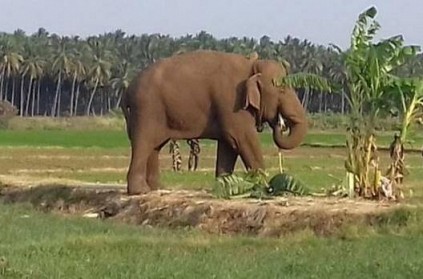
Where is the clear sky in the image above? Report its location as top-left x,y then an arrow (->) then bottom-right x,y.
0,0 -> 421,49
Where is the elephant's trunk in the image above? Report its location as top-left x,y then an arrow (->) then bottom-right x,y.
272,121 -> 307,149
271,103 -> 308,150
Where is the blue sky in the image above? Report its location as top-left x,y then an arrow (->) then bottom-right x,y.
0,0 -> 421,49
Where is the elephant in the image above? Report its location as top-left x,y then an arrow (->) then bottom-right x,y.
121,50 -> 308,195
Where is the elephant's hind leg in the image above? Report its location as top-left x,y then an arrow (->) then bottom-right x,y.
127,142 -> 153,195
146,148 -> 164,190
126,124 -> 161,195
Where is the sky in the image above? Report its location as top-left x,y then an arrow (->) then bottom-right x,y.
0,0 -> 421,49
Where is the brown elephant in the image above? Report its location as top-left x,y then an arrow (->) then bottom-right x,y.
121,50 -> 307,195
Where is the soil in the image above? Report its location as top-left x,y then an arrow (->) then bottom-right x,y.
0,184 -> 411,237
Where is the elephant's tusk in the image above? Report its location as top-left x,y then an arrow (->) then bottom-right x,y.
278,114 -> 287,132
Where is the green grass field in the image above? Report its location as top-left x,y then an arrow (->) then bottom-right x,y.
1,118 -> 423,278
1,129 -> 423,149
1,203 -> 423,278
1,129 -> 422,198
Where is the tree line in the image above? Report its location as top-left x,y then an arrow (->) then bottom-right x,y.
1,28 -> 422,117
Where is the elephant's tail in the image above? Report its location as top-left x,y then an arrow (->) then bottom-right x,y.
120,88 -> 132,140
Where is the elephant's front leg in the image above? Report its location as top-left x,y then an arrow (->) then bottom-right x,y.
215,140 -> 238,177
233,128 -> 265,172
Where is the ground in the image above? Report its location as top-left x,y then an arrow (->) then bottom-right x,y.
1,117 -> 423,278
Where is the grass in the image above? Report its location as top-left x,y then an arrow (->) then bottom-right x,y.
1,129 -> 423,149
1,203 -> 423,278
1,135 -> 422,200
0,130 -> 129,148
0,117 -> 423,277
0,124 -> 423,148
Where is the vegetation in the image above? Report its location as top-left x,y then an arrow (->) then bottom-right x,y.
0,126 -> 422,202
339,7 -> 423,199
1,27 -> 422,117
1,128 -> 422,149
0,100 -> 17,128
1,7 -> 423,278
0,121 -> 422,278
1,203 -> 423,278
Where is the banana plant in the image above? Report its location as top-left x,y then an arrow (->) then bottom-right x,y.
341,6 -> 420,198
383,78 -> 423,191
389,78 -> 423,142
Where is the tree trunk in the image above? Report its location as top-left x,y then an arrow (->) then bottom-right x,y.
20,75 -> 25,116
70,72 -> 77,116
301,88 -> 308,107
341,90 -> 345,114
306,90 -> 313,111
74,83 -> 81,116
36,80 -> 41,115
51,71 -> 61,117
100,90 -> 104,116
0,73 -> 4,100
25,77 -> 33,116
31,80 -> 37,116
107,90 -> 111,113
86,78 -> 99,116
57,87 -> 61,117
5,78 -> 9,102
323,92 -> 327,113
115,89 -> 122,109
12,78 -> 16,107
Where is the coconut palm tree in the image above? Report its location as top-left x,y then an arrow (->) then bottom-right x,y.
111,61 -> 135,110
68,47 -> 87,116
85,38 -> 112,115
21,43 -> 45,116
50,37 -> 73,117
0,38 -> 23,105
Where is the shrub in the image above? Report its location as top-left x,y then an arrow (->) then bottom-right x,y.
0,101 -> 18,129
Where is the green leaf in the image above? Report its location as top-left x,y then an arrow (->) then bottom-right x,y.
275,73 -> 334,93
363,6 -> 377,19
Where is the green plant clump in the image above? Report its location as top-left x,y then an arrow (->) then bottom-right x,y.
213,170 -> 311,199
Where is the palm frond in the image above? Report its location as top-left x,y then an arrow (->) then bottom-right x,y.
274,73 -> 335,93
267,173 -> 310,196
213,174 -> 255,199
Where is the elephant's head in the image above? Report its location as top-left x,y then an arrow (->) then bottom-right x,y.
243,60 -> 307,150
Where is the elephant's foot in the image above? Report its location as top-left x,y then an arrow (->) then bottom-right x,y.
127,176 -> 151,195
147,180 -> 162,191
127,185 -> 151,195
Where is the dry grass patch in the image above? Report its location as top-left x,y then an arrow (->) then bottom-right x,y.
0,185 -> 414,237
6,116 -> 125,131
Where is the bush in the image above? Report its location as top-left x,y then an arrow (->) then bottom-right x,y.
0,101 -> 18,129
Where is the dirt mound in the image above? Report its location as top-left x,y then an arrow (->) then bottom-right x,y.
0,185 -> 411,237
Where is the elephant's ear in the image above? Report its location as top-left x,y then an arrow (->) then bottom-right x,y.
243,73 -> 262,111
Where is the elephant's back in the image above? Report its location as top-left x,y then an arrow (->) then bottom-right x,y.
143,50 -> 252,83
130,50 -> 253,109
